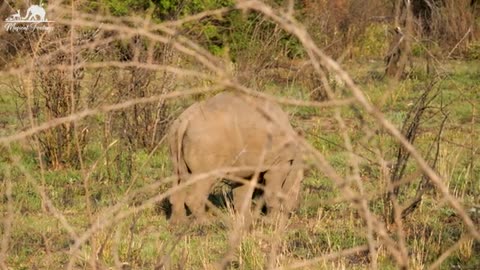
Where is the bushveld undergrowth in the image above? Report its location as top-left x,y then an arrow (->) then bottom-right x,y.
0,0 -> 479,269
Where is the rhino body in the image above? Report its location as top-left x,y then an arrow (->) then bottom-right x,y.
167,92 -> 303,223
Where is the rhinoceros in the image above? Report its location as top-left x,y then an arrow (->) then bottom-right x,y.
167,92 -> 303,224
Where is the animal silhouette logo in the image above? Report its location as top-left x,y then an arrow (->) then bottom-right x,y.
5,10 -> 21,21
3,3 -> 53,32
23,5 -> 47,22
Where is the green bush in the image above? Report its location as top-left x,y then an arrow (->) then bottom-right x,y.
104,0 -> 152,16
353,24 -> 389,59
466,42 -> 480,60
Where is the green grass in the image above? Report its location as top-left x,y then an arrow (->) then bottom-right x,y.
1,60 -> 479,269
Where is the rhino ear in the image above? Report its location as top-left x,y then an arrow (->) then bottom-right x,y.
295,128 -> 305,138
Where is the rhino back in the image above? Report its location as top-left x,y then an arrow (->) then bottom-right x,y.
182,92 -> 296,175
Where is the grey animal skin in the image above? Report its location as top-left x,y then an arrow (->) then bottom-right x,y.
167,91 -> 303,224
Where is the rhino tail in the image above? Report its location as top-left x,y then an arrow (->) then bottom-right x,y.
170,116 -> 191,185
167,119 -> 181,185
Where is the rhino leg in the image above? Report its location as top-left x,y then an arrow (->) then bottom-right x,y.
169,183 -> 188,224
232,183 -> 255,225
263,162 -> 291,216
281,159 -> 303,213
184,176 -> 216,223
